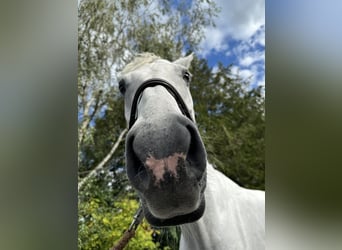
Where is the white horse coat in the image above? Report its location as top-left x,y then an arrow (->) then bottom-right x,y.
180,163 -> 265,250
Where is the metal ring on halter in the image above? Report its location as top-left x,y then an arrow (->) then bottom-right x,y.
128,205 -> 144,232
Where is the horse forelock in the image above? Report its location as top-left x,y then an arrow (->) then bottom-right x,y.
121,53 -> 161,75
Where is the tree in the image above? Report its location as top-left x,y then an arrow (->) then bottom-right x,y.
190,57 -> 265,189
78,1 -> 220,249
79,192 -> 159,250
78,0 -> 219,167
78,0 -> 219,180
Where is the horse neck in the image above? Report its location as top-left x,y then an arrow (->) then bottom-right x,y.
180,163 -> 240,249
180,163 -> 265,250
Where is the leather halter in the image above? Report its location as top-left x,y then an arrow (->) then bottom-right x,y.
128,78 -> 193,129
127,78 -> 206,227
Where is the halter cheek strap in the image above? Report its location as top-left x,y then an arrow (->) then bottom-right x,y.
128,78 -> 193,129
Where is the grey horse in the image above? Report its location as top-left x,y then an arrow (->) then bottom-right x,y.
118,53 -> 265,249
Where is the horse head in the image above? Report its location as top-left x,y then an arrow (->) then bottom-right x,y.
119,53 -> 207,226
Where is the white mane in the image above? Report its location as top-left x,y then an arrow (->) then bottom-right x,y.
121,53 -> 161,75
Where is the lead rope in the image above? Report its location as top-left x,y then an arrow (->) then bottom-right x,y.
110,205 -> 144,250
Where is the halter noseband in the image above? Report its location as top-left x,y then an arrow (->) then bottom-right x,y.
128,78 -> 193,129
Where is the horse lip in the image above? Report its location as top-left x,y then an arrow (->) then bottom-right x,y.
142,180 -> 203,219
141,194 -> 206,226
145,200 -> 200,219
136,158 -> 206,221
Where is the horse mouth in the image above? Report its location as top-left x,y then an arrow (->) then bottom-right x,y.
127,155 -> 206,226
135,152 -> 207,226
142,193 -> 206,227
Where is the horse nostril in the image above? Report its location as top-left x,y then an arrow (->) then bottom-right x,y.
185,124 -> 207,175
134,163 -> 149,189
137,164 -> 145,174
126,133 -> 152,190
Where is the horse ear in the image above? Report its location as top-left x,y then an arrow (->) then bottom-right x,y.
173,53 -> 194,69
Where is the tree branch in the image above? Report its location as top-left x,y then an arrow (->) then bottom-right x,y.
78,128 -> 128,192
78,90 -> 103,164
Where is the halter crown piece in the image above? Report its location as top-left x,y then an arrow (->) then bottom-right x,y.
128,78 -> 193,129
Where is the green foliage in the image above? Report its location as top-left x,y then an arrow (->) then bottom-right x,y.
78,0 -> 220,170
79,194 -> 158,250
190,57 -> 265,189
78,1 -> 221,249
79,174 -> 178,250
79,95 -> 126,177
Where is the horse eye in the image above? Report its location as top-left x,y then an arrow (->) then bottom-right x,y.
183,71 -> 191,83
118,79 -> 126,95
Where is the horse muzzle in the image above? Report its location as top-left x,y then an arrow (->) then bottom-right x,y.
125,113 -> 207,225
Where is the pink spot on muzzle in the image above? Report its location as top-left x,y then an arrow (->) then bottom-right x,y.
145,153 -> 186,185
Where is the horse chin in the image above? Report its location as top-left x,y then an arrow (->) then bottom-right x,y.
137,157 -> 207,226
142,195 -> 206,227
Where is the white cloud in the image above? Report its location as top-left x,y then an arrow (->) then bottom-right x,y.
230,65 -> 239,76
254,25 -> 265,46
239,50 -> 265,67
239,56 -> 254,67
197,0 -> 265,92
239,69 -> 254,80
216,0 -> 264,40
200,28 -> 229,56
212,65 -> 219,74
230,65 -> 253,81
199,0 -> 265,55
229,62 -> 264,92
257,74 -> 265,88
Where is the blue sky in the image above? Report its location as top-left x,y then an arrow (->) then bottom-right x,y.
198,0 -> 265,89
